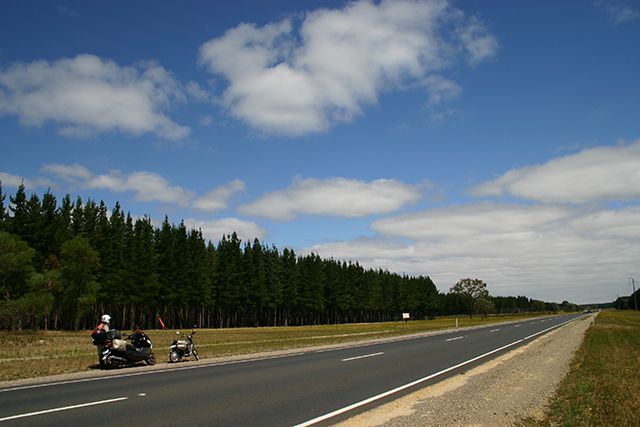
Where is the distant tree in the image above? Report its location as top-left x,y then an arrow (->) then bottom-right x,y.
71,196 -> 84,236
281,248 -> 299,326
0,231 -> 35,302
531,299 -> 546,312
184,227 -> 211,308
244,239 -> 266,325
450,278 -> 490,318
129,216 -> 160,310
56,194 -> 73,248
60,236 -> 100,329
561,300 -> 580,312
0,231 -> 36,329
298,253 -> 325,324
214,233 -> 244,327
155,215 -> 177,308
264,245 -> 283,325
420,276 -> 440,319
98,202 -> 126,308
0,181 -> 6,230
474,296 -> 495,318
615,296 -> 629,310
40,190 -> 59,260
19,267 -> 60,330
450,278 -> 489,299
8,184 -> 28,239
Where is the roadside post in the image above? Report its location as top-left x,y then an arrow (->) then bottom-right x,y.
402,312 -> 410,331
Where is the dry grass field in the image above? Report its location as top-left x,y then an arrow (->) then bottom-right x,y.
0,313 -> 551,382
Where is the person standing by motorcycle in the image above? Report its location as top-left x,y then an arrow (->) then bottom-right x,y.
91,314 -> 111,367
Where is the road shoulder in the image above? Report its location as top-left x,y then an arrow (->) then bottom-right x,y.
336,314 -> 594,427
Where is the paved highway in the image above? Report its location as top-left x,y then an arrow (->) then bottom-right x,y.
0,314 -> 583,426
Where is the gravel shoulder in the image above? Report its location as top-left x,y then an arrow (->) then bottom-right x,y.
335,314 -> 595,427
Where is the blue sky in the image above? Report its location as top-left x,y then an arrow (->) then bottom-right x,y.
2,0 -> 639,304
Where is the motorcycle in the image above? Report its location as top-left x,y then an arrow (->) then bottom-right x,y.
169,330 -> 199,362
93,329 -> 156,369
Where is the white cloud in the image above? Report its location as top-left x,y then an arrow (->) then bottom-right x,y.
96,171 -> 194,206
185,80 -> 211,101
307,203 -> 640,304
0,54 -> 190,139
458,16 -> 500,65
239,177 -> 422,220
423,75 -> 462,106
470,140 -> 640,204
41,163 -> 93,182
184,218 -> 266,243
42,163 -> 194,206
0,171 -> 54,189
57,5 -> 79,17
372,203 -> 573,240
324,141 -> 640,302
199,115 -> 214,127
199,0 -> 497,136
193,179 -> 246,212
597,0 -> 640,24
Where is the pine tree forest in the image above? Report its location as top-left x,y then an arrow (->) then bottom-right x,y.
0,184 -> 574,331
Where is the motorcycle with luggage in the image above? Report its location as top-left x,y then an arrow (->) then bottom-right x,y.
92,329 -> 156,369
169,330 -> 199,362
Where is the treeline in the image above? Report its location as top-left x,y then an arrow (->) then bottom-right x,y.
0,184 -> 577,331
614,292 -> 639,311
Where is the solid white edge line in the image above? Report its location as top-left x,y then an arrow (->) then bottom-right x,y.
0,397 -> 128,422
341,352 -> 384,362
293,316 -> 580,427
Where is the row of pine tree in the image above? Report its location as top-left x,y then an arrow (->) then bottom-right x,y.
0,183 -> 577,331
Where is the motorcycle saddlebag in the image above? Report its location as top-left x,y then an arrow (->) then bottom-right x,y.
112,339 -> 128,351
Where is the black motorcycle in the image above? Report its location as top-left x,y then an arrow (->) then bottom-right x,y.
169,330 -> 199,362
93,329 -> 156,369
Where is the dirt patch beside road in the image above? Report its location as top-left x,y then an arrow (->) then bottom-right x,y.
336,314 -> 594,427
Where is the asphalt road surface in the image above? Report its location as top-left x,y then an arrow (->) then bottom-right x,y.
0,314 -> 583,426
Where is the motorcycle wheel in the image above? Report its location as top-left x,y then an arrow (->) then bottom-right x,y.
104,359 -> 114,370
169,350 -> 181,363
145,352 -> 156,365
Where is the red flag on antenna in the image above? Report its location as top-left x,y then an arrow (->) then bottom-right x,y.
157,315 -> 166,330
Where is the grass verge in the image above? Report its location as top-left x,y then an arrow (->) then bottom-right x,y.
525,310 -> 640,427
0,312 -> 553,382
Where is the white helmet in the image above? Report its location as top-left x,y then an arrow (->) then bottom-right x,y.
101,314 -> 111,324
